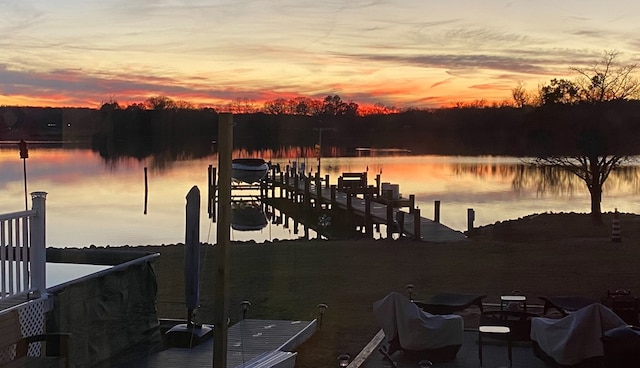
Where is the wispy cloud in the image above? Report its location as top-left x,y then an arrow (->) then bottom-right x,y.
2,0 -> 640,108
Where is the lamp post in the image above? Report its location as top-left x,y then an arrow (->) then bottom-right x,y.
406,284 -> 415,301
317,303 -> 328,328
241,300 -> 251,320
19,139 -> 29,210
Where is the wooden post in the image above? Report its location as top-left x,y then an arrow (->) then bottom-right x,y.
467,208 -> 475,233
293,173 -> 299,203
271,167 -> 276,198
185,186 -> 200,325
325,174 -> 330,189
386,199 -> 394,239
413,208 -> 421,240
284,172 -> 290,199
304,177 -> 311,209
207,165 -> 212,217
144,167 -> 148,215
375,174 -> 381,197
365,192 -> 372,238
30,192 -> 47,295
330,185 -> 336,211
396,211 -> 405,238
346,189 -> 352,227
211,168 -> 217,222
315,172 -> 321,205
214,113 -> 233,368
409,194 -> 415,214
434,200 -> 441,223
279,172 -> 284,198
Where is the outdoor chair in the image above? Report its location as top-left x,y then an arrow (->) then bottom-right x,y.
0,309 -> 70,368
479,310 -> 539,342
602,289 -> 639,326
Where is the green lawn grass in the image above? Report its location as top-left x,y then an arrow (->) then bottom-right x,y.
146,212 -> 640,368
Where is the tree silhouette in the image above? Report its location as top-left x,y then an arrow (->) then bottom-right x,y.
144,95 -> 175,110
535,51 -> 640,223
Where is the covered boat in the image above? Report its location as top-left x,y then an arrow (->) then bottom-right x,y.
231,158 -> 269,184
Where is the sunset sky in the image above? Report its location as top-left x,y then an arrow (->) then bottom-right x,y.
2,0 -> 640,109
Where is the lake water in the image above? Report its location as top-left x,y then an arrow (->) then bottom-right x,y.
1,144 -> 639,247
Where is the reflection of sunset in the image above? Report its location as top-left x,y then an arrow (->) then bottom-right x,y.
2,147 -> 640,246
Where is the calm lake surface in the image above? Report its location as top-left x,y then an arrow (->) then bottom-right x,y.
1,144 -> 639,247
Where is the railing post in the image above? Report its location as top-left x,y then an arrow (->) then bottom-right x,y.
30,191 -> 47,295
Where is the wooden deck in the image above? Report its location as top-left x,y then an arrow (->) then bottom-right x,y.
115,319 -> 317,368
357,329 -> 550,368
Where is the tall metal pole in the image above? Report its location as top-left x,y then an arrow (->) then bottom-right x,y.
23,158 -> 28,210
213,113 -> 233,368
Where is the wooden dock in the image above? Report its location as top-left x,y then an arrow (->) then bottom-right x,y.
258,166 -> 466,242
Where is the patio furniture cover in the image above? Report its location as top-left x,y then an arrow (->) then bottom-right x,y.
373,292 -> 464,351
530,303 -> 627,366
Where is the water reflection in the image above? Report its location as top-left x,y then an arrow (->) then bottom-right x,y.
1,144 -> 639,247
231,200 -> 268,231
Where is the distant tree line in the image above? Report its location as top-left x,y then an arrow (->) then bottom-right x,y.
3,96 -> 640,159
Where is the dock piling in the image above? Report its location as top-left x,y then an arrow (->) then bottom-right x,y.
467,208 -> 475,233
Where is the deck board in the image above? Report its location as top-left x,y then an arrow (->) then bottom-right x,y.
116,319 -> 316,368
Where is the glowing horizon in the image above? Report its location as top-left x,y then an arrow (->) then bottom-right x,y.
2,1 -> 640,109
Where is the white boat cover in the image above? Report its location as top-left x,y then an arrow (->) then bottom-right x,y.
373,292 -> 464,351
530,303 -> 628,366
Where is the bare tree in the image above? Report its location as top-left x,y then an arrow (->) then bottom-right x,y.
571,50 -> 640,103
511,81 -> 530,107
535,51 -> 640,223
535,154 -> 631,224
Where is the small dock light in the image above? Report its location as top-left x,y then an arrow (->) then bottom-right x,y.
337,353 -> 351,367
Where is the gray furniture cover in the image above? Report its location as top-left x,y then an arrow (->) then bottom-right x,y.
373,291 -> 464,351
530,303 -> 627,366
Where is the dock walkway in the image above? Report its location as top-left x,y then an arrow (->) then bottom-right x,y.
262,170 -> 466,242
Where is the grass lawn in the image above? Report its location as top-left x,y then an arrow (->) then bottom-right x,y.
142,211 -> 640,367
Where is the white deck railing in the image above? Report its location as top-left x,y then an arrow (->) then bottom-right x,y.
0,192 -> 47,299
